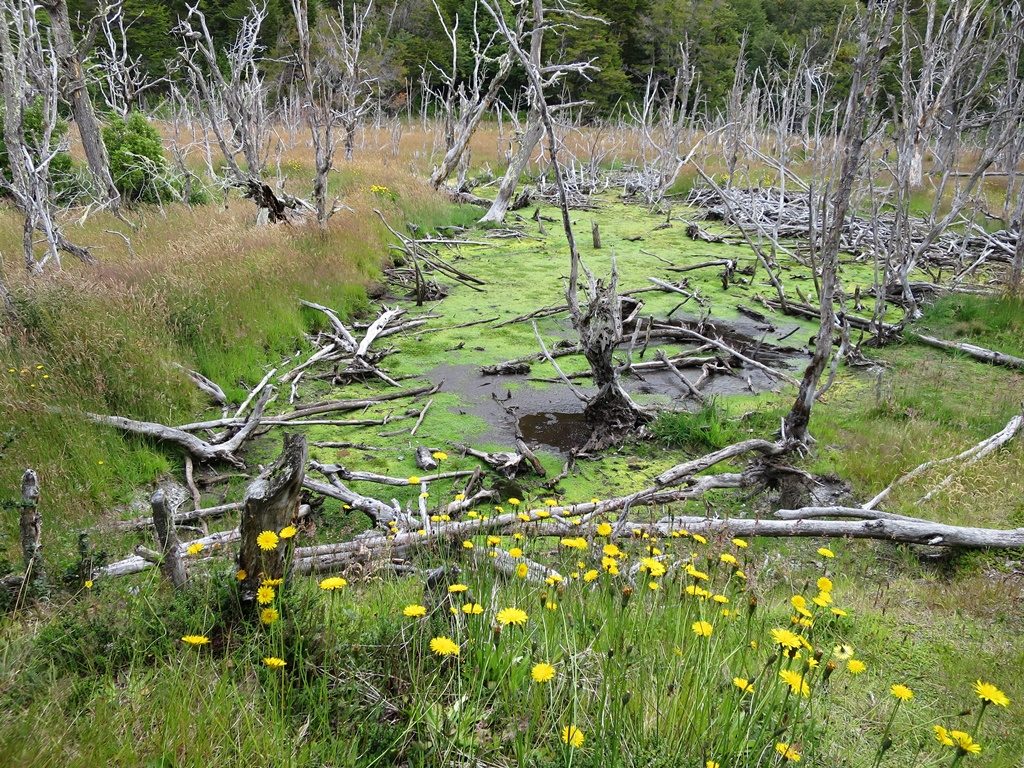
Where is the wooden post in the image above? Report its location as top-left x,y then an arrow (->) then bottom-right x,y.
19,469 -> 44,592
591,221 -> 601,249
151,489 -> 187,589
238,433 -> 307,604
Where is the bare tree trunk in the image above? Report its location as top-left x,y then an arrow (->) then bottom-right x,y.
237,434 -> 307,606
19,469 -> 45,592
784,0 -> 896,443
150,489 -> 187,589
41,0 -> 121,210
479,109 -> 543,223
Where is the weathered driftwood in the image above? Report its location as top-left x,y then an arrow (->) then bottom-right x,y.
238,434 -> 307,604
312,462 -> 475,487
863,412 -> 1024,510
910,333 -> 1024,371
151,489 -> 187,589
80,386 -> 274,467
282,383 -> 439,421
657,350 -> 706,403
177,365 -> 228,405
303,472 -> 410,528
658,325 -> 799,387
415,447 -> 439,471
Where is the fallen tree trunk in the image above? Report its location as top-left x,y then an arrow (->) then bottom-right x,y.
909,333 -> 1024,371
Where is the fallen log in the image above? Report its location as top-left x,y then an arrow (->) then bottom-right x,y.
909,333 -> 1024,371
109,501 -> 244,532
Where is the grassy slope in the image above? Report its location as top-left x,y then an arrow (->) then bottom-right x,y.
1,176 -> 1023,766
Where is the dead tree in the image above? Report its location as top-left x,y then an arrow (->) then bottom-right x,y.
150,489 -> 187,589
319,1 -> 376,161
18,469 -> 45,593
784,0 -> 896,444
40,0 -> 121,211
237,434 -> 307,605
0,0 -> 93,271
91,0 -> 168,116
484,0 -> 644,449
427,0 -> 513,190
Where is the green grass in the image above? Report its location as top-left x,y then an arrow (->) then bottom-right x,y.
917,294 -> 1024,358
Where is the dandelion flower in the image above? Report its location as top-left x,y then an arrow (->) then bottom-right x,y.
187,542 -> 204,556
279,525 -> 297,539
733,677 -> 754,693
509,547 -> 523,558
890,684 -> 914,702
260,607 -> 279,625
561,725 -> 584,748
448,583 -> 468,593
544,498 -> 557,507
263,656 -> 286,669
545,600 -> 558,610
950,731 -> 981,755
181,634 -> 210,646
84,579 -> 94,589
516,563 -> 528,579
319,576 -> 347,590
262,577 -> 283,587
640,557 -> 666,577
596,522 -> 613,537
508,497 -> 521,506
830,607 -> 848,617
403,604 -> 427,617
771,628 -> 803,651
775,743 -> 801,762
780,669 -> 810,697
685,564 -> 708,581
462,603 -> 483,615
407,476 -> 420,485
256,585 -> 275,605
257,530 -> 279,551
496,607 -> 528,626
462,540 -> 474,550
817,547 -> 834,558
531,662 -> 556,683
432,451 -> 448,461
429,636 -> 460,656
847,658 -> 866,675
817,576 -> 833,592
692,621 -> 713,638
974,680 -> 1009,708
933,725 -> 954,747
583,569 -> 599,583
732,537 -> 748,548
720,553 -> 738,566
487,535 -> 501,546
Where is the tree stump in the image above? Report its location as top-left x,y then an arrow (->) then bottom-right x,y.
151,489 -> 187,589
19,469 -> 45,592
591,221 -> 601,249
237,434 -> 308,604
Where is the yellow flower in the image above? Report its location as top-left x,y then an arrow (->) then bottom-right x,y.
187,542 -> 204,556
706,762 -> 719,768
561,725 -> 584,748
496,607 -> 528,626
279,525 -> 297,539
544,498 -> 557,507
685,564 -> 708,581
816,576 -> 833,592
545,600 -> 558,610
817,547 -> 835,558
448,583 -> 468,593
780,669 -> 810,697
84,579 -> 94,589
535,509 -> 551,519
731,537 -> 748,548
256,530 -> 279,551
830,607 -> 848,617
583,569 -> 599,583
692,621 -> 713,638
256,585 -> 275,605
261,577 -> 283,587
429,636 -> 460,656
890,684 -> 914,702
950,731 -> 981,754
263,656 -> 286,669
640,557 -> 666,577
517,512 -> 532,522
432,451 -> 448,461
509,547 -> 523,558
596,522 -> 613,536
531,662 -> 556,683
712,594 -> 729,604
847,658 -> 866,675
508,497 -> 521,505
181,634 -> 210,646
407,476 -> 420,485
733,677 -> 754,693
516,563 -> 529,579
974,680 -> 1010,707
260,607 -> 279,625
319,576 -> 347,590
771,628 -> 803,651
648,581 -> 660,591
933,725 -> 954,747
812,592 -> 832,608
602,543 -> 621,557
462,603 -> 483,615
720,553 -> 738,566
403,604 -> 427,617
235,569 -> 247,581
462,540 -> 474,550
775,742 -> 801,762
692,534 -> 707,545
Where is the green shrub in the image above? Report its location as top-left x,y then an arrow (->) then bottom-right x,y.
0,100 -> 88,204
102,111 -> 176,204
